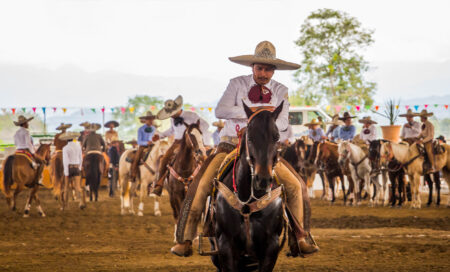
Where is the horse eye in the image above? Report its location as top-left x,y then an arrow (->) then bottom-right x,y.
274,133 -> 280,142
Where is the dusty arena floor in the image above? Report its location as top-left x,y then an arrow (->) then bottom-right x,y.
0,188 -> 449,271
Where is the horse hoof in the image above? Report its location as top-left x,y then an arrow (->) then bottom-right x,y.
138,211 -> 144,216
11,206 -> 16,211
39,212 -> 46,217
80,205 -> 86,210
23,214 -> 29,218
155,211 -> 161,217
121,210 -> 125,215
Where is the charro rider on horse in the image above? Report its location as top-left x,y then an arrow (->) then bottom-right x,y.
82,123 -> 105,153
400,109 -> 421,144
13,115 -> 44,187
78,121 -> 91,143
130,111 -> 157,182
358,116 -> 378,144
416,109 -> 436,173
305,119 -> 326,142
337,112 -> 356,141
325,114 -> 343,142
171,41 -> 319,257
104,120 -> 120,145
54,123 -> 72,152
151,95 -> 209,196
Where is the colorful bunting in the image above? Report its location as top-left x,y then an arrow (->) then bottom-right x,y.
121,107 -> 126,114
190,107 -> 195,112
424,104 -> 428,109
414,105 -> 419,111
22,107 -> 26,113
32,107 -> 36,113
445,105 -> 449,110
62,108 -> 67,113
129,107 -> 135,113
405,105 -> 409,110
42,107 -> 46,114
91,108 -> 96,113
12,108 -> 16,114
101,107 -> 105,113
355,105 -> 360,111
365,105 -> 371,110
325,105 -> 331,111
334,105 -> 342,113
53,107 -> 57,112
346,105 -> 351,111
375,105 -> 379,111
208,107 -> 213,112
395,105 -> 399,109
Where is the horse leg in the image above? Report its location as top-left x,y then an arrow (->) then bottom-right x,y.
340,175 -> 347,205
434,172 -> 440,206
366,174 -> 374,207
329,175 -> 335,203
390,173 -> 397,207
217,235 -> 239,272
129,181 -> 138,215
382,171 -> 389,206
23,188 -> 33,217
412,174 -> 421,208
138,179 -> 147,216
12,187 -> 23,211
32,188 -> 46,217
441,169 -> 450,207
73,176 -> 86,209
259,238 -> 280,272
153,195 -> 162,216
320,172 -> 327,200
425,174 -> 433,207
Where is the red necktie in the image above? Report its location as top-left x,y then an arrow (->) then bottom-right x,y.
248,84 -> 272,103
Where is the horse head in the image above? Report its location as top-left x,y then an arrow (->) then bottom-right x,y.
379,141 -> 395,166
243,101 -> 283,193
369,140 -> 385,172
37,143 -> 52,165
338,141 -> 351,167
184,120 -> 207,163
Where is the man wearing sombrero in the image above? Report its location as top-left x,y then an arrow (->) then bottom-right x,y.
306,119 -> 326,142
211,120 -> 224,147
417,109 -> 436,173
81,123 -> 105,153
399,109 -> 421,144
326,114 -> 343,142
104,120 -> 119,145
54,123 -> 72,152
130,111 -> 157,182
78,121 -> 91,143
358,116 -> 378,144
13,115 -> 44,186
150,96 -> 209,196
337,112 -> 356,141
171,41 -> 319,257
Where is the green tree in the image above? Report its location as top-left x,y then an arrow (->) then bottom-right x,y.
112,95 -> 164,140
293,9 -> 376,108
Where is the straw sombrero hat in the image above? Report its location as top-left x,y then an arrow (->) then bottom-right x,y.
326,114 -> 344,125
304,118 -> 321,127
59,131 -> 80,141
56,123 -> 72,130
358,116 -> 377,124
156,95 -> 183,120
139,111 -> 157,121
88,123 -> 101,131
417,109 -> 433,117
229,41 -> 301,70
79,121 -> 90,128
399,109 -> 417,117
104,120 -> 119,128
338,112 -> 356,121
13,115 -> 34,126
212,120 -> 225,128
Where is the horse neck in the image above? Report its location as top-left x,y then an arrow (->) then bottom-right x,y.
348,143 -> 364,162
36,145 -> 48,156
145,142 -> 160,165
390,143 -> 411,163
175,138 -> 195,172
327,143 -> 339,159
236,147 -> 252,201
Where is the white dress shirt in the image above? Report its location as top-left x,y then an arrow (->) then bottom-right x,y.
157,110 -> 210,143
14,127 -> 35,153
215,75 -> 289,138
400,121 -> 421,139
62,141 -> 83,176
359,124 -> 377,143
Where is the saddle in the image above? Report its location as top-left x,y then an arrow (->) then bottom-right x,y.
125,147 -> 152,164
433,140 -> 445,155
14,150 -> 35,168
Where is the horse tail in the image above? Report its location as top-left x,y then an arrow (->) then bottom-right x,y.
2,155 -> 15,195
51,155 -> 64,196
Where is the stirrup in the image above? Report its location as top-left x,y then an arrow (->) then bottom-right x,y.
198,233 -> 218,256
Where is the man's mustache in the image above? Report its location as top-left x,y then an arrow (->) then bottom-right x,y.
257,77 -> 269,81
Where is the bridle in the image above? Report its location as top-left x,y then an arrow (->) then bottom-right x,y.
184,124 -> 205,164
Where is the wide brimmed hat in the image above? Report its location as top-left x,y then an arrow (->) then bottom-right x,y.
139,111 -> 157,121
304,118 -> 321,127
212,120 -> 225,128
229,41 -> 301,70
338,112 -> 356,121
104,120 -> 119,128
417,109 -> 433,117
88,123 -> 101,131
59,131 -> 80,141
126,139 -> 138,145
156,95 -> 183,120
399,109 -> 417,117
358,116 -> 377,124
14,115 -> 34,126
327,114 -> 344,125
79,121 -> 90,128
56,123 -> 72,130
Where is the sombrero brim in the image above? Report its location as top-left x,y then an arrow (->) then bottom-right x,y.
89,124 -> 101,131
14,117 -> 34,126
338,116 -> 356,120
327,121 -> 344,125
156,104 -> 183,120
104,121 -> 119,128
358,120 -> 377,124
418,113 -> 433,117
229,56 -> 301,70
56,124 -> 72,130
399,113 -> 417,117
304,122 -> 321,126
59,133 -> 81,141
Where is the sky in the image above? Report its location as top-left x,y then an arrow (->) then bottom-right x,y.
0,0 -> 449,108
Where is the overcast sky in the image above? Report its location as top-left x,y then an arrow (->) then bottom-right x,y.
1,0 -> 449,107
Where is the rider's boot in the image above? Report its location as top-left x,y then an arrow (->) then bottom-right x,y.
171,241 -> 193,257
151,172 -> 166,197
298,238 -> 319,256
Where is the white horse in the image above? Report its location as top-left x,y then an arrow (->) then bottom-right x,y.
380,141 -> 450,208
338,141 -> 381,206
118,140 -> 169,216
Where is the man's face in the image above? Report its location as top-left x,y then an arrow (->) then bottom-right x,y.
145,119 -> 154,126
23,123 -> 29,129
252,63 -> 275,85
420,116 -> 426,122
344,118 -> 352,126
406,116 -> 413,123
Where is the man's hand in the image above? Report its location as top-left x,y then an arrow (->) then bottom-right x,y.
405,123 -> 411,128
152,134 -> 160,141
147,140 -> 153,146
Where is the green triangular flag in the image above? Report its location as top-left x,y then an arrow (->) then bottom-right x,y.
91,108 -> 96,113
434,104 -> 438,108
364,105 -> 371,110
22,107 -> 26,112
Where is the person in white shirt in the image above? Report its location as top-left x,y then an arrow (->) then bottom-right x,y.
399,109 -> 421,144
211,120 -> 224,146
61,131 -> 86,209
13,115 -> 44,187
358,116 -> 378,144
171,41 -> 319,257
151,95 -> 209,196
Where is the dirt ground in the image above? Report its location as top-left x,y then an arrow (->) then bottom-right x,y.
0,188 -> 449,272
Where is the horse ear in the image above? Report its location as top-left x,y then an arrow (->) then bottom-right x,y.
272,101 -> 284,120
196,119 -> 200,127
242,101 -> 253,118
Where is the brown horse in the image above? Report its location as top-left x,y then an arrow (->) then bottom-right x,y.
2,144 -> 51,217
315,141 -> 351,204
83,151 -> 105,202
166,121 -> 206,241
